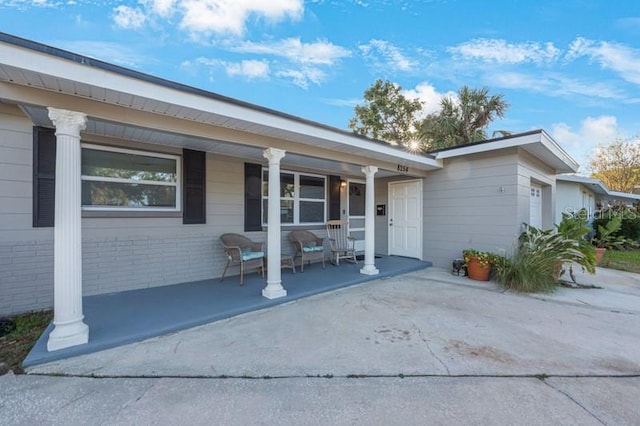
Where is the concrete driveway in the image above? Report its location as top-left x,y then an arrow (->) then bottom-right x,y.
2,266 -> 640,425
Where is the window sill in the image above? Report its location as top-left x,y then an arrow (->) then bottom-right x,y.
82,210 -> 183,219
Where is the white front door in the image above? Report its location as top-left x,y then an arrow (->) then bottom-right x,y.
388,180 -> 422,258
348,181 -> 366,252
530,183 -> 542,229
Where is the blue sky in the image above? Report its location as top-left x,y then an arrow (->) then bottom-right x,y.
1,0 -> 639,172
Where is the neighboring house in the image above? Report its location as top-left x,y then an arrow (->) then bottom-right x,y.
556,175 -> 640,223
0,33 -> 577,351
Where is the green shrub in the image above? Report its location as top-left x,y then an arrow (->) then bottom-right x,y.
593,207 -> 640,246
495,223 -> 592,293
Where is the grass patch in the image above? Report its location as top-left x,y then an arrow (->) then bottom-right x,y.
0,310 -> 52,374
600,249 -> 640,274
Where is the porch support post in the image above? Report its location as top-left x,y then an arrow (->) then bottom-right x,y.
360,165 -> 379,275
46,108 -> 89,351
262,148 -> 287,299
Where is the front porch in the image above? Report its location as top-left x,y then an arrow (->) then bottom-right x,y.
24,256 -> 431,368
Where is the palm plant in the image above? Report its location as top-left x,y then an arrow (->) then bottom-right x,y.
555,211 -> 596,282
497,223 -> 592,293
420,86 -> 508,150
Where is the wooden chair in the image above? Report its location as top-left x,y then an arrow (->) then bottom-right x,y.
326,220 -> 358,266
289,230 -> 325,272
219,233 -> 265,286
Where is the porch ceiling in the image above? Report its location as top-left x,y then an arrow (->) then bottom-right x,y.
20,104 -> 397,178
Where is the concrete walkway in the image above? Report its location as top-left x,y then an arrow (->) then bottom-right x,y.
2,267 -> 640,425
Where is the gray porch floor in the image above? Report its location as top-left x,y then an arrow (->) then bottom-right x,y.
24,256 -> 431,367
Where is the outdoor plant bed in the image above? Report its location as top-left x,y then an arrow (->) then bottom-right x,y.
0,310 -> 52,374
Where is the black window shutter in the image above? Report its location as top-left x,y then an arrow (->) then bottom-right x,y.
182,149 -> 206,224
33,127 -> 56,228
244,163 -> 262,231
329,175 -> 341,220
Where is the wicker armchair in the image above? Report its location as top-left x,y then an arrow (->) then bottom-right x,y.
219,233 -> 265,286
289,230 -> 325,272
326,220 -> 357,266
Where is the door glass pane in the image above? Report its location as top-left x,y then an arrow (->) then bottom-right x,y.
300,175 -> 324,199
300,201 -> 324,223
349,182 -> 365,216
82,181 -> 176,208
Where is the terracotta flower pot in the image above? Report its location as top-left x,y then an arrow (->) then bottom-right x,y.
466,256 -> 491,281
595,247 -> 606,265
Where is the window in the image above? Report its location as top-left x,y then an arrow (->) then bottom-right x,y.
81,144 -> 181,211
262,169 -> 326,225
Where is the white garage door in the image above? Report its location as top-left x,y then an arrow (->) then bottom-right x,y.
530,184 -> 542,229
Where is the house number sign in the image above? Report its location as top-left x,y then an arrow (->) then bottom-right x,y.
397,164 -> 409,173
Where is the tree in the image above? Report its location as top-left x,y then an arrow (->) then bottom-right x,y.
588,136 -> 640,194
418,86 -> 508,150
348,79 -> 423,145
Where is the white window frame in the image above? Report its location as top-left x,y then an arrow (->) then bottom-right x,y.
262,169 -> 327,226
81,143 -> 181,212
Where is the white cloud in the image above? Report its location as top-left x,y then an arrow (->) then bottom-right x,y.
276,66 -> 325,89
551,115 -> 618,170
223,59 -> 269,78
449,38 -> 561,64
490,71 -> 621,99
403,82 -> 456,117
110,0 -> 303,36
320,98 -> 361,107
566,37 -> 640,85
143,0 -> 177,18
232,38 -> 350,65
113,5 -> 147,30
359,39 -> 417,72
0,0 -> 61,8
179,0 -> 303,36
187,57 -> 269,80
58,41 -> 147,68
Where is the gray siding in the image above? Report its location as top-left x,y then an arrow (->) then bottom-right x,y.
422,150 -> 521,268
0,104 -> 56,314
0,122 -> 332,314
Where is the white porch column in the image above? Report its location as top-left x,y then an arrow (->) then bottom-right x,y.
47,108 -> 89,351
360,165 -> 379,275
262,148 -> 287,299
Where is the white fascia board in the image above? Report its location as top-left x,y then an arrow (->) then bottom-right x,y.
1,41 -> 442,171
607,191 -> 640,201
539,130 -> 580,172
434,131 -> 579,173
556,175 -> 609,195
434,132 -> 543,159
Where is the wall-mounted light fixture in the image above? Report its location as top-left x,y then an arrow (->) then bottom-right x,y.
499,186 -> 505,193
340,180 -> 347,188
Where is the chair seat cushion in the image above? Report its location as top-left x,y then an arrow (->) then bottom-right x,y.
302,245 -> 324,253
241,251 -> 265,261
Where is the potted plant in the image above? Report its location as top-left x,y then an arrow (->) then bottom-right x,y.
463,249 -> 493,281
591,215 -> 624,265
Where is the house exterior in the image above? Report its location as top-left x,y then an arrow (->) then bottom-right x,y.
556,175 -> 640,224
0,33 -> 577,352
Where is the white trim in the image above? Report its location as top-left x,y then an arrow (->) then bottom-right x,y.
434,131 -> 579,173
80,143 -> 181,212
